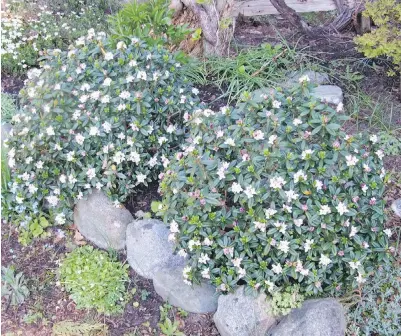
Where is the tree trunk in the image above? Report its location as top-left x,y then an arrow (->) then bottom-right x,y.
171,0 -> 235,57
269,0 -> 358,37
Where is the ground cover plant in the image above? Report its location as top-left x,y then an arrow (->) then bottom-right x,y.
158,79 -> 391,297
1,0 -> 118,75
59,245 -> 129,315
2,31 -> 202,244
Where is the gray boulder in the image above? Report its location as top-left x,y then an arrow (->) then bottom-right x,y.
285,71 -> 329,86
126,219 -> 185,279
266,298 -> 346,336
213,286 -> 276,336
391,199 -> 401,218
153,266 -> 218,313
311,85 -> 343,105
74,190 -> 132,250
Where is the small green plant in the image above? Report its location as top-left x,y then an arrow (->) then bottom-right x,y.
355,0 -> 401,93
1,93 -> 18,123
1,146 -> 11,193
59,245 -> 129,315
140,289 -> 151,301
52,320 -> 108,336
346,264 -> 401,336
23,310 -> 44,325
377,130 -> 401,156
109,0 -> 191,48
158,318 -> 184,336
186,43 -> 296,102
177,308 -> 188,318
1,266 -> 30,306
18,216 -> 51,246
270,285 -> 304,316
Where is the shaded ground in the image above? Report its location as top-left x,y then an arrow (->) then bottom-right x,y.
1,222 -> 219,336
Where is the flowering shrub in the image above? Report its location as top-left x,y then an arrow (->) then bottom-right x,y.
158,80 -> 392,296
1,0 -> 116,75
59,245 -> 129,315
3,31 -> 201,242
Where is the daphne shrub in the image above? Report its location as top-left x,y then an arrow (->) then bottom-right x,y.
158,79 -> 392,296
59,245 -> 129,315
3,31 -> 201,243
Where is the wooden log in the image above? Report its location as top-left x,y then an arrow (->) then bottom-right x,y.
233,0 -> 355,16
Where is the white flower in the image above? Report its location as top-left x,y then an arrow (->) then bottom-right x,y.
201,268 -> 210,279
268,134 -> 277,145
46,126 -> 55,136
116,41 -> 127,50
199,253 -> 210,264
319,254 -> 332,266
178,249 -> 187,258
86,168 -> 96,180
66,151 -> 75,162
16,196 -> 24,204
136,173 -> 147,184
336,202 -> 349,216
315,180 -> 323,190
119,91 -> 130,99
55,213 -> 66,225
101,95 -> 110,104
28,184 -> 38,194
46,195 -> 59,207
355,272 -> 366,284
274,221 -> 287,234
304,239 -> 313,252
301,149 -> 314,160
35,160 -> 44,169
254,221 -> 266,232
224,138 -> 235,146
166,124 -> 176,134
80,83 -> 90,91
375,149 -> 384,160
299,75 -> 310,83
363,164 -> 371,173
231,182 -> 243,194
72,110 -> 81,120
272,263 -> 283,274
293,170 -> 307,183
104,52 -> 113,60
188,239 -> 201,251
278,240 -> 290,253
117,104 -> 126,111
237,267 -> 246,279
265,280 -> 275,292
75,134 -> 85,145
265,208 -> 277,219
128,151 -> 141,164
129,60 -> 137,67
103,78 -> 112,86
170,220 -> 179,233
89,126 -> 100,136
384,228 -> 392,238
270,176 -> 286,189
336,102 -> 344,112
158,136 -> 168,145
349,261 -> 361,270
370,134 -> 378,143
79,95 -> 88,103
293,118 -> 302,126
284,189 -> 299,202
59,174 -> 67,183
350,226 -> 358,237
137,71 -> 147,80
203,238 -> 213,246
102,121 -> 112,133
148,156 -> 158,167
319,205 -> 331,215
272,100 -> 281,108
294,218 -> 303,227
113,151 -> 125,164
362,184 -> 368,193
244,186 -> 257,198
283,204 -> 292,213
345,155 -> 359,167
253,130 -> 264,140
182,266 -> 191,279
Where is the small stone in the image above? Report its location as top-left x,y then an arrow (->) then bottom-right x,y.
74,190 -> 132,250
213,286 -> 276,336
312,85 -> 343,105
286,70 -> 329,86
392,199 -> 401,218
126,219 -> 185,279
266,298 -> 346,336
153,266 -> 218,313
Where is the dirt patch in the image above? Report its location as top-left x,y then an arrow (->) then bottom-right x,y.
1,222 -> 218,336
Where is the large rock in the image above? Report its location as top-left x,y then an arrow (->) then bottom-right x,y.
266,299 -> 346,336
153,266 -> 218,313
285,71 -> 329,86
391,199 -> 401,218
213,286 -> 276,336
126,219 -> 185,279
311,85 -> 343,105
74,190 -> 132,250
